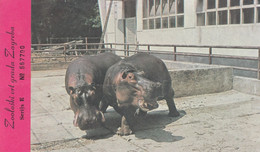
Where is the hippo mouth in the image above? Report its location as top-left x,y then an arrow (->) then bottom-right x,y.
73,111 -> 105,130
138,99 -> 159,112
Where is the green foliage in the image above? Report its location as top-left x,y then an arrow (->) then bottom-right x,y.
31,0 -> 101,44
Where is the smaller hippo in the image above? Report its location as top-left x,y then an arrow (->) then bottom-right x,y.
65,52 -> 121,131
102,53 -> 180,135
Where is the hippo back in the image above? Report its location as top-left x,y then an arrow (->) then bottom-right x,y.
123,53 -> 171,83
65,52 -> 121,94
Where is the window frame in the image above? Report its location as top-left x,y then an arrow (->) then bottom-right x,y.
196,0 -> 260,26
143,0 -> 185,30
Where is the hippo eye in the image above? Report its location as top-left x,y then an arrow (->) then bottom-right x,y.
122,72 -> 127,79
91,83 -> 96,90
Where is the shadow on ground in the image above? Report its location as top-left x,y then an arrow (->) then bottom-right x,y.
133,110 -> 186,142
83,108 -> 186,142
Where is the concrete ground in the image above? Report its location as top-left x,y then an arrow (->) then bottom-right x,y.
31,69 -> 260,152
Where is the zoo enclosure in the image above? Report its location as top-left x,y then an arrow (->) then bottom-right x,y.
31,43 -> 260,80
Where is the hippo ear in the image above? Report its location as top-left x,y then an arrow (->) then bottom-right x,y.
121,68 -> 135,79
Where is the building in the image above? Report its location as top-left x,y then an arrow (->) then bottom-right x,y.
98,0 -> 260,77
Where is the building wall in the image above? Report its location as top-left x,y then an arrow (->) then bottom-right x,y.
99,0 -> 260,57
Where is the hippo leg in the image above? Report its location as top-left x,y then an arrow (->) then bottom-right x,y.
165,88 -> 180,117
134,108 -> 147,117
117,116 -> 133,136
99,100 -> 109,113
114,106 -> 135,136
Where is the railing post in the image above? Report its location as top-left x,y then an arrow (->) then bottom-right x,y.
110,43 -> 113,51
148,45 -> 150,54
85,43 -> 88,54
124,44 -> 127,56
85,37 -> 88,51
64,44 -> 67,63
135,41 -> 139,54
127,44 -> 130,56
174,46 -> 177,61
209,47 -> 212,64
258,48 -> 260,80
75,45 -> 78,56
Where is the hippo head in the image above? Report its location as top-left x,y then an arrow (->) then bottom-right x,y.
68,74 -> 105,130
114,68 -> 162,112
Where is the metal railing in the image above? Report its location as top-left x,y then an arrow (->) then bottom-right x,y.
31,43 -> 260,80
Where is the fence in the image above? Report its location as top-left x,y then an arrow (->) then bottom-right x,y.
31,43 -> 260,80
47,37 -> 100,44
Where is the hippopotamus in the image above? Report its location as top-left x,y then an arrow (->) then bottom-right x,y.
101,53 -> 180,135
65,52 -> 121,130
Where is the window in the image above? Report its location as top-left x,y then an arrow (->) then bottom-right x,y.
149,0 -> 155,16
230,9 -> 240,24
197,0 -> 259,26
218,0 -> 227,8
155,18 -> 161,28
218,10 -> 227,25
143,0 -> 148,17
197,0 -> 204,12
258,7 -> 260,23
177,0 -> 184,13
207,0 -> 215,9
197,13 -> 205,26
143,0 -> 184,30
169,0 -> 176,14
207,12 -> 216,25
177,15 -> 184,27
143,20 -> 148,29
155,0 -> 161,16
169,16 -> 176,27
243,8 -> 254,24
149,19 -> 155,29
162,17 -> 169,28
230,0 -> 240,7
162,0 -> 169,15
243,0 -> 254,5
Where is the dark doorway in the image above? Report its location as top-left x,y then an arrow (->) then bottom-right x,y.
124,0 -> 136,18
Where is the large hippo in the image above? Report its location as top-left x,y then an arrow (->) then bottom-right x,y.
65,52 -> 121,130
102,53 -> 180,135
